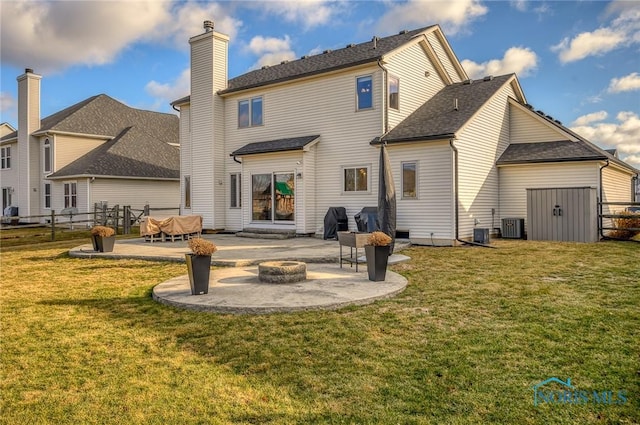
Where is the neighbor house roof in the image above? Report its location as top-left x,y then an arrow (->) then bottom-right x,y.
376,74 -> 515,143
231,135 -> 320,157
48,125 -> 179,180
22,94 -> 181,179
172,25 -> 450,106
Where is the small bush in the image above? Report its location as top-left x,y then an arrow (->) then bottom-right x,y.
367,231 -> 392,246
90,226 -> 115,237
609,211 -> 640,240
188,237 -> 218,256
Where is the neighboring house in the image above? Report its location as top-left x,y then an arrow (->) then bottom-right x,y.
173,22 -> 638,244
0,69 -> 180,223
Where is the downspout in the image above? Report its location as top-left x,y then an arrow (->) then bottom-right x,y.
377,59 -> 389,134
233,155 -> 242,164
598,159 -> 610,239
172,104 -> 180,112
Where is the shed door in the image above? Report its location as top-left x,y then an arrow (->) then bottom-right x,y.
527,187 -> 596,242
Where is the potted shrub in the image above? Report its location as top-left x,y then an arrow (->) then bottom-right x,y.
90,225 -> 116,253
185,237 -> 217,295
364,231 -> 392,281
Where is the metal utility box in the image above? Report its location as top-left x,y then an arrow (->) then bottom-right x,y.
501,218 -> 525,239
473,228 -> 490,244
526,187 -> 597,242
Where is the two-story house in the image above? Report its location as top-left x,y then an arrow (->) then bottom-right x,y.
0,69 -> 180,223
173,21 -> 638,244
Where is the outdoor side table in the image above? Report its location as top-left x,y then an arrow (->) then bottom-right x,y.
337,231 -> 370,272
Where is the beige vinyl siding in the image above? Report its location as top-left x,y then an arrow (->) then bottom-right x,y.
213,37 -> 228,229
601,165 -> 635,233
498,162 -> 598,233
1,142 -> 19,198
426,32 -> 463,83
386,41 -> 446,129
189,33 -> 220,229
90,179 -> 180,212
17,73 -> 42,216
49,179 -> 90,224
455,82 -> 516,239
225,160 -> 242,231
179,105 -> 192,215
389,141 -> 454,243
300,145 -> 317,234
224,66 -> 383,233
509,104 -> 574,143
52,134 -> 106,170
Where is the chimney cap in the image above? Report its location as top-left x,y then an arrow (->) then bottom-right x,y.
25,68 -> 34,74
203,20 -> 214,32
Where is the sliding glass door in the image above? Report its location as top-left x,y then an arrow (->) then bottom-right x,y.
252,172 -> 295,222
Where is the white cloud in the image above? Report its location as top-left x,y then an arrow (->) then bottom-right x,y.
0,1 -> 242,73
551,2 -> 640,63
0,1 -> 170,73
377,0 -> 488,35
145,68 -> 191,111
0,92 -> 16,114
570,111 -> 640,167
510,1 -> 527,12
255,0 -> 344,28
608,72 -> 640,93
461,47 -> 538,79
571,111 -> 608,126
246,35 -> 296,69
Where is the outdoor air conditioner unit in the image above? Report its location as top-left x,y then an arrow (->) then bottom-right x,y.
502,218 -> 524,239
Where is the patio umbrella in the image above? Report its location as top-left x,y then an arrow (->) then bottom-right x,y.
378,141 -> 396,254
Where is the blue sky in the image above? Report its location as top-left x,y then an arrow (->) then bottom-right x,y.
1,0 -> 639,167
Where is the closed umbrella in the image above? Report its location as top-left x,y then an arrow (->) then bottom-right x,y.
378,142 -> 396,254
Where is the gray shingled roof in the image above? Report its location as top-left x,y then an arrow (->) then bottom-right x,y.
171,25 -> 438,105
377,74 -> 514,143
231,135 -> 320,156
48,124 -> 179,179
497,140 -> 607,164
36,94 -> 180,179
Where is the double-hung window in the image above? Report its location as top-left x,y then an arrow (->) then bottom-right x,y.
238,96 -> 263,128
356,75 -> 373,110
0,146 -> 10,169
44,183 -> 51,209
343,166 -> 369,192
63,181 -> 77,209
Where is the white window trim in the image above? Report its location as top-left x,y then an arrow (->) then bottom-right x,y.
230,173 -> 241,209
63,181 -> 77,209
1,146 -> 11,170
44,138 -> 52,174
401,161 -> 419,200
238,96 -> 264,128
342,164 -> 371,194
356,74 -> 373,111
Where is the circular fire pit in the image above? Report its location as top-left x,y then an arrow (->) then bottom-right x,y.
258,261 -> 307,284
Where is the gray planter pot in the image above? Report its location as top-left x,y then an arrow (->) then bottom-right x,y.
365,245 -> 391,281
92,235 -> 115,252
185,253 -> 211,295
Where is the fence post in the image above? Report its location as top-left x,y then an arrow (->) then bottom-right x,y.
144,204 -> 150,217
51,210 -> 56,241
114,205 -> 120,235
123,206 -> 130,234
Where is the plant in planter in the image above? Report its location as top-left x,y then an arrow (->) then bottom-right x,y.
364,231 -> 392,281
90,225 -> 116,253
185,237 -> 217,295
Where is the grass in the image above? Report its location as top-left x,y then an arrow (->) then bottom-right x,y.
0,238 -> 638,424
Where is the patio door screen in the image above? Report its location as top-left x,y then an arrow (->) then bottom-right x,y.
252,173 -> 295,222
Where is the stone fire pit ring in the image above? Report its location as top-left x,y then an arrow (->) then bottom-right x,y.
258,261 -> 307,284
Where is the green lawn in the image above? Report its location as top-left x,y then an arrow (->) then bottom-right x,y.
0,239 -> 638,424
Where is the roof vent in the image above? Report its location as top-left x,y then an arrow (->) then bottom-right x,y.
281,60 -> 289,64
554,119 -> 563,125
463,79 -> 472,85
323,49 -> 332,54
399,30 -> 408,35
483,75 -> 493,81
525,104 -> 533,109
301,55 -> 309,59
545,115 -> 553,120
454,98 -> 459,111
261,65 -> 270,69
203,20 -> 214,32
346,43 -> 355,48
536,110 -> 545,115
372,36 -> 379,49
